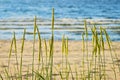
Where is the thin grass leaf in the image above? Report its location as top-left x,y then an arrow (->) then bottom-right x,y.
32,16 -> 37,80
34,71 -> 45,80
68,62 -> 74,80
13,32 -> 17,53
36,23 -> 43,72
13,32 -> 19,74
82,32 -> 86,79
0,74 -> 3,80
49,8 -> 55,80
21,28 -> 26,53
100,27 -> 104,52
62,35 -> 65,54
44,39 -> 48,58
103,28 -> 111,49
8,38 -> 14,70
5,68 -> 10,80
34,16 -> 37,36
20,28 -> 26,80
103,28 -> 120,73
36,25 -> 42,63
52,8 -> 54,32
75,64 -> 78,80
82,33 -> 85,52
100,27 -> 106,80
9,38 -> 14,58
26,66 -> 29,80
84,20 -> 88,37
65,37 -> 68,56
84,20 -> 91,80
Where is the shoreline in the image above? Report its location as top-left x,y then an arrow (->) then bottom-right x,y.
0,18 -> 120,41
1,18 -> 120,26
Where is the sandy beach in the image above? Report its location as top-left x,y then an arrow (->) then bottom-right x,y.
0,0 -> 120,80
0,40 -> 120,79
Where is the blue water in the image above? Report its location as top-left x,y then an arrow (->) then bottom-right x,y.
0,0 -> 120,41
0,0 -> 120,19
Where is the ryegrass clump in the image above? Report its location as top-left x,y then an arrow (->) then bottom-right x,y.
0,8 -> 120,80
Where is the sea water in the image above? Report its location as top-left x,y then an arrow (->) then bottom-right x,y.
0,0 -> 120,41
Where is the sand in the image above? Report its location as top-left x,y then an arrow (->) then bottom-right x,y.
0,40 -> 120,80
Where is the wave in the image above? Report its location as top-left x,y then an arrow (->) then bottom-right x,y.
0,18 -> 120,27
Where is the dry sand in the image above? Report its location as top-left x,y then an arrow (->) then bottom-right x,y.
0,40 -> 120,80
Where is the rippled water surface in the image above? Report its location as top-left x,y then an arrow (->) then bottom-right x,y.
0,0 -> 120,19
0,18 -> 120,41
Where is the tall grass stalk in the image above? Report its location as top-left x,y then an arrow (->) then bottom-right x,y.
5,68 -> 10,80
36,23 -> 42,71
91,26 -> 103,80
103,28 -> 120,73
21,28 -> 26,53
103,28 -> 117,80
62,35 -> 70,79
13,32 -> 19,73
82,33 -> 85,79
20,28 -> 26,80
90,27 -> 95,79
8,38 -> 14,70
95,26 -> 102,80
26,66 -> 29,80
44,39 -> 49,79
75,64 -> 78,80
68,62 -> 74,80
65,37 -> 69,80
61,34 -> 65,79
84,20 -> 91,79
44,39 -> 48,65
92,26 -> 97,80
49,8 -> 54,80
32,16 -> 37,80
0,74 -> 3,80
100,27 -> 106,80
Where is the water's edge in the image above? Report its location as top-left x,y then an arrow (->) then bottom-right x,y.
0,18 -> 120,41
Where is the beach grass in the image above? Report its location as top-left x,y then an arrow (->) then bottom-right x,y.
0,8 -> 120,80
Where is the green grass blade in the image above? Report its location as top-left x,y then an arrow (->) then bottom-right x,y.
13,32 -> 19,73
20,28 -> 26,80
8,38 -> 14,70
32,16 -> 37,80
0,74 -> 3,80
21,28 -> 26,53
34,71 -> 45,80
84,20 -> 88,37
49,8 -> 54,80
13,32 -> 17,53
5,68 -> 10,80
